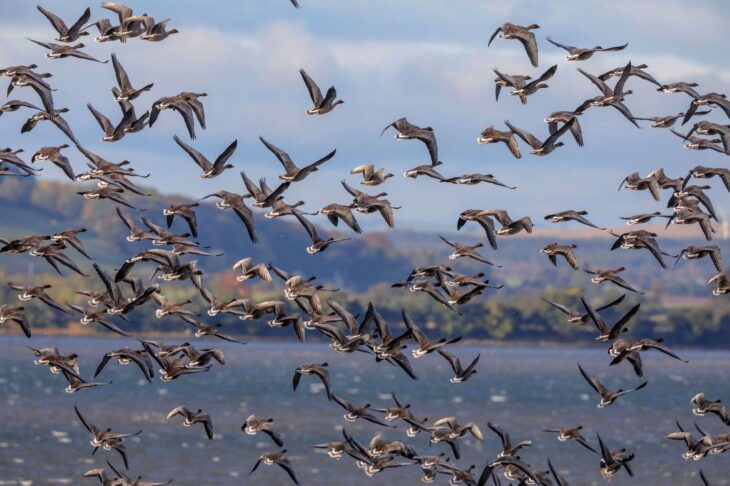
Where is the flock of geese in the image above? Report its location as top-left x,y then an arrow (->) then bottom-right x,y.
0,2 -> 728,485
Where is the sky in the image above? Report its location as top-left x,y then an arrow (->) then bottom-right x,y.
1,0 -> 729,231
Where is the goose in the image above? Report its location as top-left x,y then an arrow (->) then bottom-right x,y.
0,149 -> 41,176
264,198 -> 316,219
437,349 -> 479,383
293,362 -> 333,400
50,227 -> 90,259
667,208 -> 715,241
486,422 -> 531,458
404,311 -> 461,357
22,108 -> 78,143
443,173 -> 516,189
609,229 -> 674,268
620,211 -> 672,225
111,53 -> 153,101
438,234 -> 500,266
166,406 -> 213,439
0,99 -> 41,117
505,118 -> 576,155
479,209 -> 533,236
443,282 -> 499,306
350,164 -> 393,186
163,203 -> 199,237
683,123 -> 730,154
381,118 -> 442,166
618,172 -> 661,201
672,184 -> 717,220
578,364 -> 647,407
250,450 -> 299,485
683,92 -> 730,124
31,144 -> 74,180
27,38 -> 107,63
300,68 -> 343,114
543,426 -> 597,454
91,460 -> 173,486
94,347 -> 154,383
174,135 -> 237,178
134,15 -> 179,42
541,243 -> 579,270
232,258 -> 272,282
476,126 -> 521,158
577,63 -> 640,128
293,212 -> 351,254
201,191 -> 257,243
332,395 -> 392,427
478,456 -> 542,486
75,405 -> 141,468
488,23 -> 540,67
79,186 -> 139,209
83,18 -> 122,43
691,393 -> 730,425
151,293 -> 197,319
597,434 -> 634,480
242,415 -> 284,446
149,94 -> 200,139
116,208 -> 156,242
658,81 -> 700,98
599,63 -> 661,87
391,279 -> 456,311
582,296 -> 640,341
495,64 -> 557,104
6,282 -> 66,312
0,305 -> 31,337
546,36 -> 627,60
544,210 -> 603,229
665,421 -> 730,461
241,171 -> 291,208
29,242 -> 88,277
260,136 -> 336,182
544,109 -> 585,146
87,103 -> 133,142
493,71 -> 531,101
143,341 -> 216,381
671,129 -> 724,152
676,245 -> 722,272
36,5 -> 91,42
180,316 -> 246,345
631,112 -> 706,129
609,338 -> 688,376
403,164 -> 445,181
342,180 -> 400,228
201,291 -> 246,317
541,294 -> 626,324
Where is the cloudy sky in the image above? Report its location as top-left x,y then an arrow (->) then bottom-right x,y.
1,0 -> 729,230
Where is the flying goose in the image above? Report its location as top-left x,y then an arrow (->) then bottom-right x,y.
438,350 -> 479,383
488,23 -> 540,67
299,68 -> 344,114
166,406 -> 213,439
403,310 -> 461,357
342,180 -> 400,228
543,426 -> 597,454
658,81 -> 700,98
676,245 -> 722,273
111,53 -> 153,101
582,296 -> 640,341
494,64 -> 557,104
631,112 -> 706,128
381,117 -> 442,166
180,316 -> 246,344
241,171 -> 291,209
22,107 -> 78,143
672,184 -> 718,220
31,144 -> 74,180
665,421 -> 730,461
201,191 -> 257,243
597,434 -> 634,479
149,93 -> 203,139
293,211 -> 351,254
75,405 -> 141,468
544,109 -> 585,146
541,294 -> 626,325
620,211 -> 672,225
479,209 -> 533,236
444,173 -> 516,189
578,63 -> 640,128
683,123 -> 730,154
609,338 -> 688,376
151,293 -> 197,319
133,15 -> 179,42
691,393 -> 730,426
682,92 -> 730,124
250,450 -> 299,485
0,149 -> 41,176
94,347 -> 154,383
609,229 -> 674,268
0,304 -> 31,337
487,422 -> 532,458
87,103 -> 133,142
391,279 -> 456,311
260,136 -> 336,182
476,126 -> 521,158
332,395 -> 392,427
27,38 -> 107,63
578,364 -> 647,407
599,63 -> 661,86
232,258 -> 272,282
243,415 -> 284,446
293,362 -> 333,400
618,172 -> 661,201
546,36 -> 627,60
6,282 -> 66,312
0,99 -> 41,117
505,118 -> 576,155
493,71 -> 532,101
350,164 -> 393,186
667,208 -> 715,241
671,129 -> 725,152
174,135 -> 237,178
163,203 -> 199,237
438,234 -> 500,266
541,243 -> 579,270
36,5 -> 91,42
544,210 -> 603,229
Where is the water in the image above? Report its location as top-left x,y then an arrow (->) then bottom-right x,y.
0,336 -> 728,485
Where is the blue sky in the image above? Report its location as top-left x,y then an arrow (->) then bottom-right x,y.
1,0 -> 729,231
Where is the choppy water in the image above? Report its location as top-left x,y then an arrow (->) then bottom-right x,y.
0,336 -> 728,485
